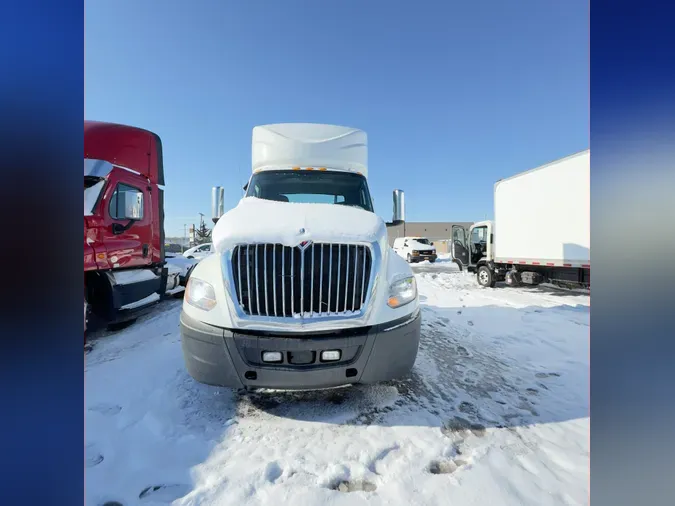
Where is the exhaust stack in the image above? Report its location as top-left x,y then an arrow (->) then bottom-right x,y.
392,189 -> 405,224
212,186 -> 224,223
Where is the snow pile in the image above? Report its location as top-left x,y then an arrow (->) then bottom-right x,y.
85,265 -> 589,506
212,197 -> 385,253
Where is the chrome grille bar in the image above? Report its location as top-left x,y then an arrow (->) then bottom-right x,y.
361,244 -> 367,304
282,246 -> 286,317
336,245 -> 342,313
246,245 -> 252,313
236,245 -> 248,307
263,244 -> 268,316
310,244 -> 315,315
352,245 -> 359,312
327,245 -> 332,315
272,245 -> 277,317
345,245 -> 350,312
319,244 -> 324,316
290,247 -> 295,316
300,245 -> 305,315
255,245 -> 260,315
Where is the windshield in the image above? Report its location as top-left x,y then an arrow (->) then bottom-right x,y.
245,170 -> 374,212
415,238 -> 431,245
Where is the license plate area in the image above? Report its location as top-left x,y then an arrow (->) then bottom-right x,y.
288,350 -> 316,365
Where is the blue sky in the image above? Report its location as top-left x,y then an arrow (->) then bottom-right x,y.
85,0 -> 588,238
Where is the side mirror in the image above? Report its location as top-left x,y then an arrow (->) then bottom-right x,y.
122,190 -> 143,220
431,242 -> 434,246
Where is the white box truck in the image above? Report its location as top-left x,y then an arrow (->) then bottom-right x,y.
451,149 -> 590,289
180,123 -> 421,390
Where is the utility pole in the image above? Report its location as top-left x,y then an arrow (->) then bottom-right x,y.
183,224 -> 187,253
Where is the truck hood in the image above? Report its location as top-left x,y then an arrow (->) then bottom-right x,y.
212,197 -> 386,253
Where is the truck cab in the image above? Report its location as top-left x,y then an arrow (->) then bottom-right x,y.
451,221 -> 494,270
84,120 -> 180,332
180,123 -> 421,391
451,221 -> 496,285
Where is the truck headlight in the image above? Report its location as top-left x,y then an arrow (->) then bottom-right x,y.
185,277 -> 217,311
412,250 -> 419,255
387,276 -> 417,308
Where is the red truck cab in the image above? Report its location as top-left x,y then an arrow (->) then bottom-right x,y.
84,120 -> 175,332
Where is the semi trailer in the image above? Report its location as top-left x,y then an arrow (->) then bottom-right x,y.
451,149 -> 590,289
84,120 -> 191,334
180,123 -> 421,390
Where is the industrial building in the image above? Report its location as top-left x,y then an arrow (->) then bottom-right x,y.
387,221 -> 474,254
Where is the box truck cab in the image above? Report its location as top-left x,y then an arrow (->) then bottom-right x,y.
451,150 -> 590,289
84,120 -> 184,333
393,237 -> 437,263
180,123 -> 421,390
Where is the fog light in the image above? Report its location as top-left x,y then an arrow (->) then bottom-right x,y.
262,351 -> 283,363
321,350 -> 341,362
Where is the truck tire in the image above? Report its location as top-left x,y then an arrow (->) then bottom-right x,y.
477,265 -> 496,288
406,253 -> 412,263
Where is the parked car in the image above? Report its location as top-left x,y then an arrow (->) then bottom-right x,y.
393,237 -> 437,263
183,243 -> 213,260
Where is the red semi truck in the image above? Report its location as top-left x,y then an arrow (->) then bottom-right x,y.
84,120 -> 188,334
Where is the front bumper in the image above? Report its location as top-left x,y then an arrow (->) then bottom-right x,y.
412,253 -> 437,262
180,309 -> 421,390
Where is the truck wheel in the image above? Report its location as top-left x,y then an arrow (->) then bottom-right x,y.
477,266 -> 496,288
406,254 -> 412,263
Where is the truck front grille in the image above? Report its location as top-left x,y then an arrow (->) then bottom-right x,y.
231,243 -> 373,318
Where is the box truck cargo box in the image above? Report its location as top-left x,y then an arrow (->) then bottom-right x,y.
494,150 -> 590,264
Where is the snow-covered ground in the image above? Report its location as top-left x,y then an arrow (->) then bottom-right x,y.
85,264 -> 589,506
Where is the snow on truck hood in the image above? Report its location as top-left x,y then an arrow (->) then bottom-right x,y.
409,240 -> 435,250
213,197 -> 385,252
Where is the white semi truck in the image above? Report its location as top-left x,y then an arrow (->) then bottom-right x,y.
451,149 -> 590,289
180,123 -> 421,390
